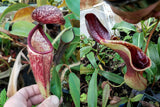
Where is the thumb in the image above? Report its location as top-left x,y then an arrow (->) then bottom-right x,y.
37,95 -> 59,107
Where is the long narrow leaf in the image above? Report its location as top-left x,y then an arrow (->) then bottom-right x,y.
80,46 -> 92,57
50,68 -> 62,100
99,70 -> 124,84
0,89 -> 7,107
88,69 -> 98,107
87,52 -> 98,68
132,32 -> 144,48
102,84 -> 110,107
7,49 -> 27,97
112,21 -> 136,32
69,73 -> 80,107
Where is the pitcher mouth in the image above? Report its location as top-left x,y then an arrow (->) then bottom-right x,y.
85,13 -> 151,71
27,24 -> 53,54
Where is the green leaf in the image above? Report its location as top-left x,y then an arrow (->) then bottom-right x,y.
37,0 -> 47,6
80,46 -> 92,57
102,84 -> 110,107
147,43 -> 160,81
87,69 -> 98,107
146,61 -> 157,83
73,28 -> 80,36
64,13 -> 79,28
10,21 -> 35,37
69,73 -> 80,107
112,21 -> 136,33
0,33 -> 13,41
158,37 -> 160,57
0,89 -> 7,107
130,94 -> 143,102
64,13 -> 80,36
146,61 -> 157,75
50,68 -> 62,100
87,52 -> 98,68
65,35 -> 80,60
147,18 -> 154,27
148,43 -> 160,69
132,32 -> 144,48
156,21 -> 160,31
0,3 -> 29,22
99,70 -> 124,84
46,33 -> 53,43
80,64 -> 94,74
66,0 -> 80,17
80,93 -> 87,103
55,64 -> 63,72
4,22 -> 10,30
123,35 -> 132,41
71,65 -> 80,71
61,28 -> 74,43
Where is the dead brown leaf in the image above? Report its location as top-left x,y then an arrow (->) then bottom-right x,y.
110,96 -> 121,105
0,68 -> 11,79
70,19 -> 80,28
7,49 -> 28,97
12,6 -> 35,23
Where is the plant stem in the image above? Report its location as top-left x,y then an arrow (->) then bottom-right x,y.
151,76 -> 156,89
62,64 -> 72,73
0,55 -> 29,64
52,27 -> 72,46
13,41 -> 27,47
53,40 -> 69,65
60,62 -> 80,81
0,28 -> 18,39
53,27 -> 74,65
107,81 -> 125,88
0,28 -> 27,47
144,19 -> 159,54
0,59 -> 10,69
146,21 -> 157,33
141,21 -> 146,37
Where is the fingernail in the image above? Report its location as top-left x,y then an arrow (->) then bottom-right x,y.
50,96 -> 59,106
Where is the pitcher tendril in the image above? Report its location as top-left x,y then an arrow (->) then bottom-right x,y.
144,18 -> 160,54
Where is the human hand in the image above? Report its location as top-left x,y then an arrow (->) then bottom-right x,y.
108,1 -> 160,24
4,85 -> 60,107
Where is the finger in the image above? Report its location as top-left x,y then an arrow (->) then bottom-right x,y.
60,97 -> 63,104
4,96 -> 27,107
27,94 -> 44,107
17,84 -> 40,99
37,95 -> 59,107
